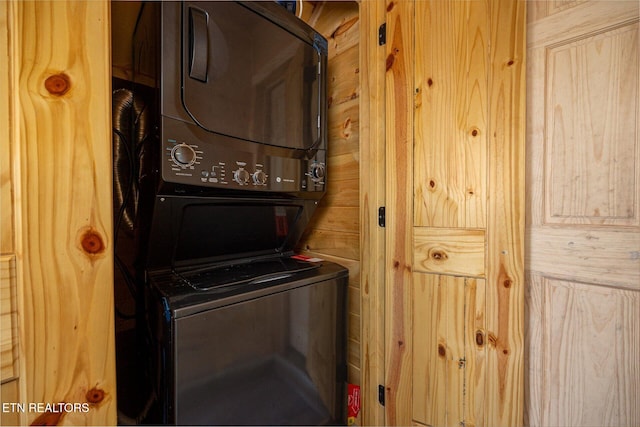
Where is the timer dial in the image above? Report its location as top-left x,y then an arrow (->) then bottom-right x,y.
309,163 -> 326,182
252,170 -> 268,185
171,143 -> 197,167
233,168 -> 250,185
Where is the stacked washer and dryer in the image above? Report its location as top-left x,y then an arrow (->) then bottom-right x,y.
112,2 -> 348,425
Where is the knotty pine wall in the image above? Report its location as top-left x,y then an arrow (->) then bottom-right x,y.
296,0 -> 362,393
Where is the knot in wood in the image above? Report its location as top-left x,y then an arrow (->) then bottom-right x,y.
430,249 -> 448,261
86,387 -> 105,404
81,230 -> 105,255
385,54 -> 395,71
45,73 -> 71,96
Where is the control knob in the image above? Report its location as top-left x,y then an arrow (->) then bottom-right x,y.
170,143 -> 197,167
309,163 -> 326,182
252,170 -> 268,185
233,168 -> 250,185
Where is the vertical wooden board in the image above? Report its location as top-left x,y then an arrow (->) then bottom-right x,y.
412,274 -> 446,426
542,279 -> 640,427
358,0 -> 387,425
0,0 -> 13,255
413,274 -> 480,427
485,0 -> 526,426
443,275 -> 465,427
11,1 -> 116,424
465,277 -> 487,427
385,0 -> 414,425
414,0 -> 488,229
523,273 -> 544,427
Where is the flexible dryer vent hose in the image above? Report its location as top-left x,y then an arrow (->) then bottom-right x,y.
112,88 -> 149,234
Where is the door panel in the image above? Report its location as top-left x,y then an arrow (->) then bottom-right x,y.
413,275 -> 487,427
526,2 -> 640,426
413,0 -> 488,230
392,0 -> 526,426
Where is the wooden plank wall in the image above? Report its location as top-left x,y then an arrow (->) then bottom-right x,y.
2,1 -> 117,425
297,0 -> 362,411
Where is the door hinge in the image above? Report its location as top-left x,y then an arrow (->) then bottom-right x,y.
378,23 -> 386,46
378,384 -> 385,406
378,206 -> 386,228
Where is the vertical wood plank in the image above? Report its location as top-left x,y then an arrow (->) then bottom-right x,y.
359,0 -> 387,425
385,0 -> 414,425
0,0 -> 13,255
485,0 -> 526,426
413,274 -> 488,427
414,0 -> 488,229
413,274 -> 445,426
9,1 -> 117,424
466,276 -> 487,427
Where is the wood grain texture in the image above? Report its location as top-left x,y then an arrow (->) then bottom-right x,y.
413,274 -> 488,427
413,227 -> 486,278
0,1 -> 13,255
413,274 -> 463,426
527,227 -> 640,290
543,22 -> 638,226
358,0 -> 387,425
7,1 -> 116,424
384,1 -> 414,425
530,277 -> 640,427
0,379 -> 20,426
414,0 -> 488,229
408,1 -> 525,426
1,255 -> 18,382
484,1 -> 526,425
526,2 -> 639,426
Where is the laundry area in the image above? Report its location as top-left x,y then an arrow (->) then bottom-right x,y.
2,1 -> 639,426
110,2 -> 350,424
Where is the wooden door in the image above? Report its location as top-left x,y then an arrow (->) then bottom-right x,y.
382,1 -> 526,426
526,2 -> 640,426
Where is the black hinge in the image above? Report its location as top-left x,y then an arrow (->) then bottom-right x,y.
378,385 -> 385,406
378,23 -> 386,46
378,206 -> 386,227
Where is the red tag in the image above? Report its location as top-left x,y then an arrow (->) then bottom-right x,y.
347,384 -> 361,425
274,207 -> 289,237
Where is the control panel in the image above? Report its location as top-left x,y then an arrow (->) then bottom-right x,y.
161,131 -> 326,193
